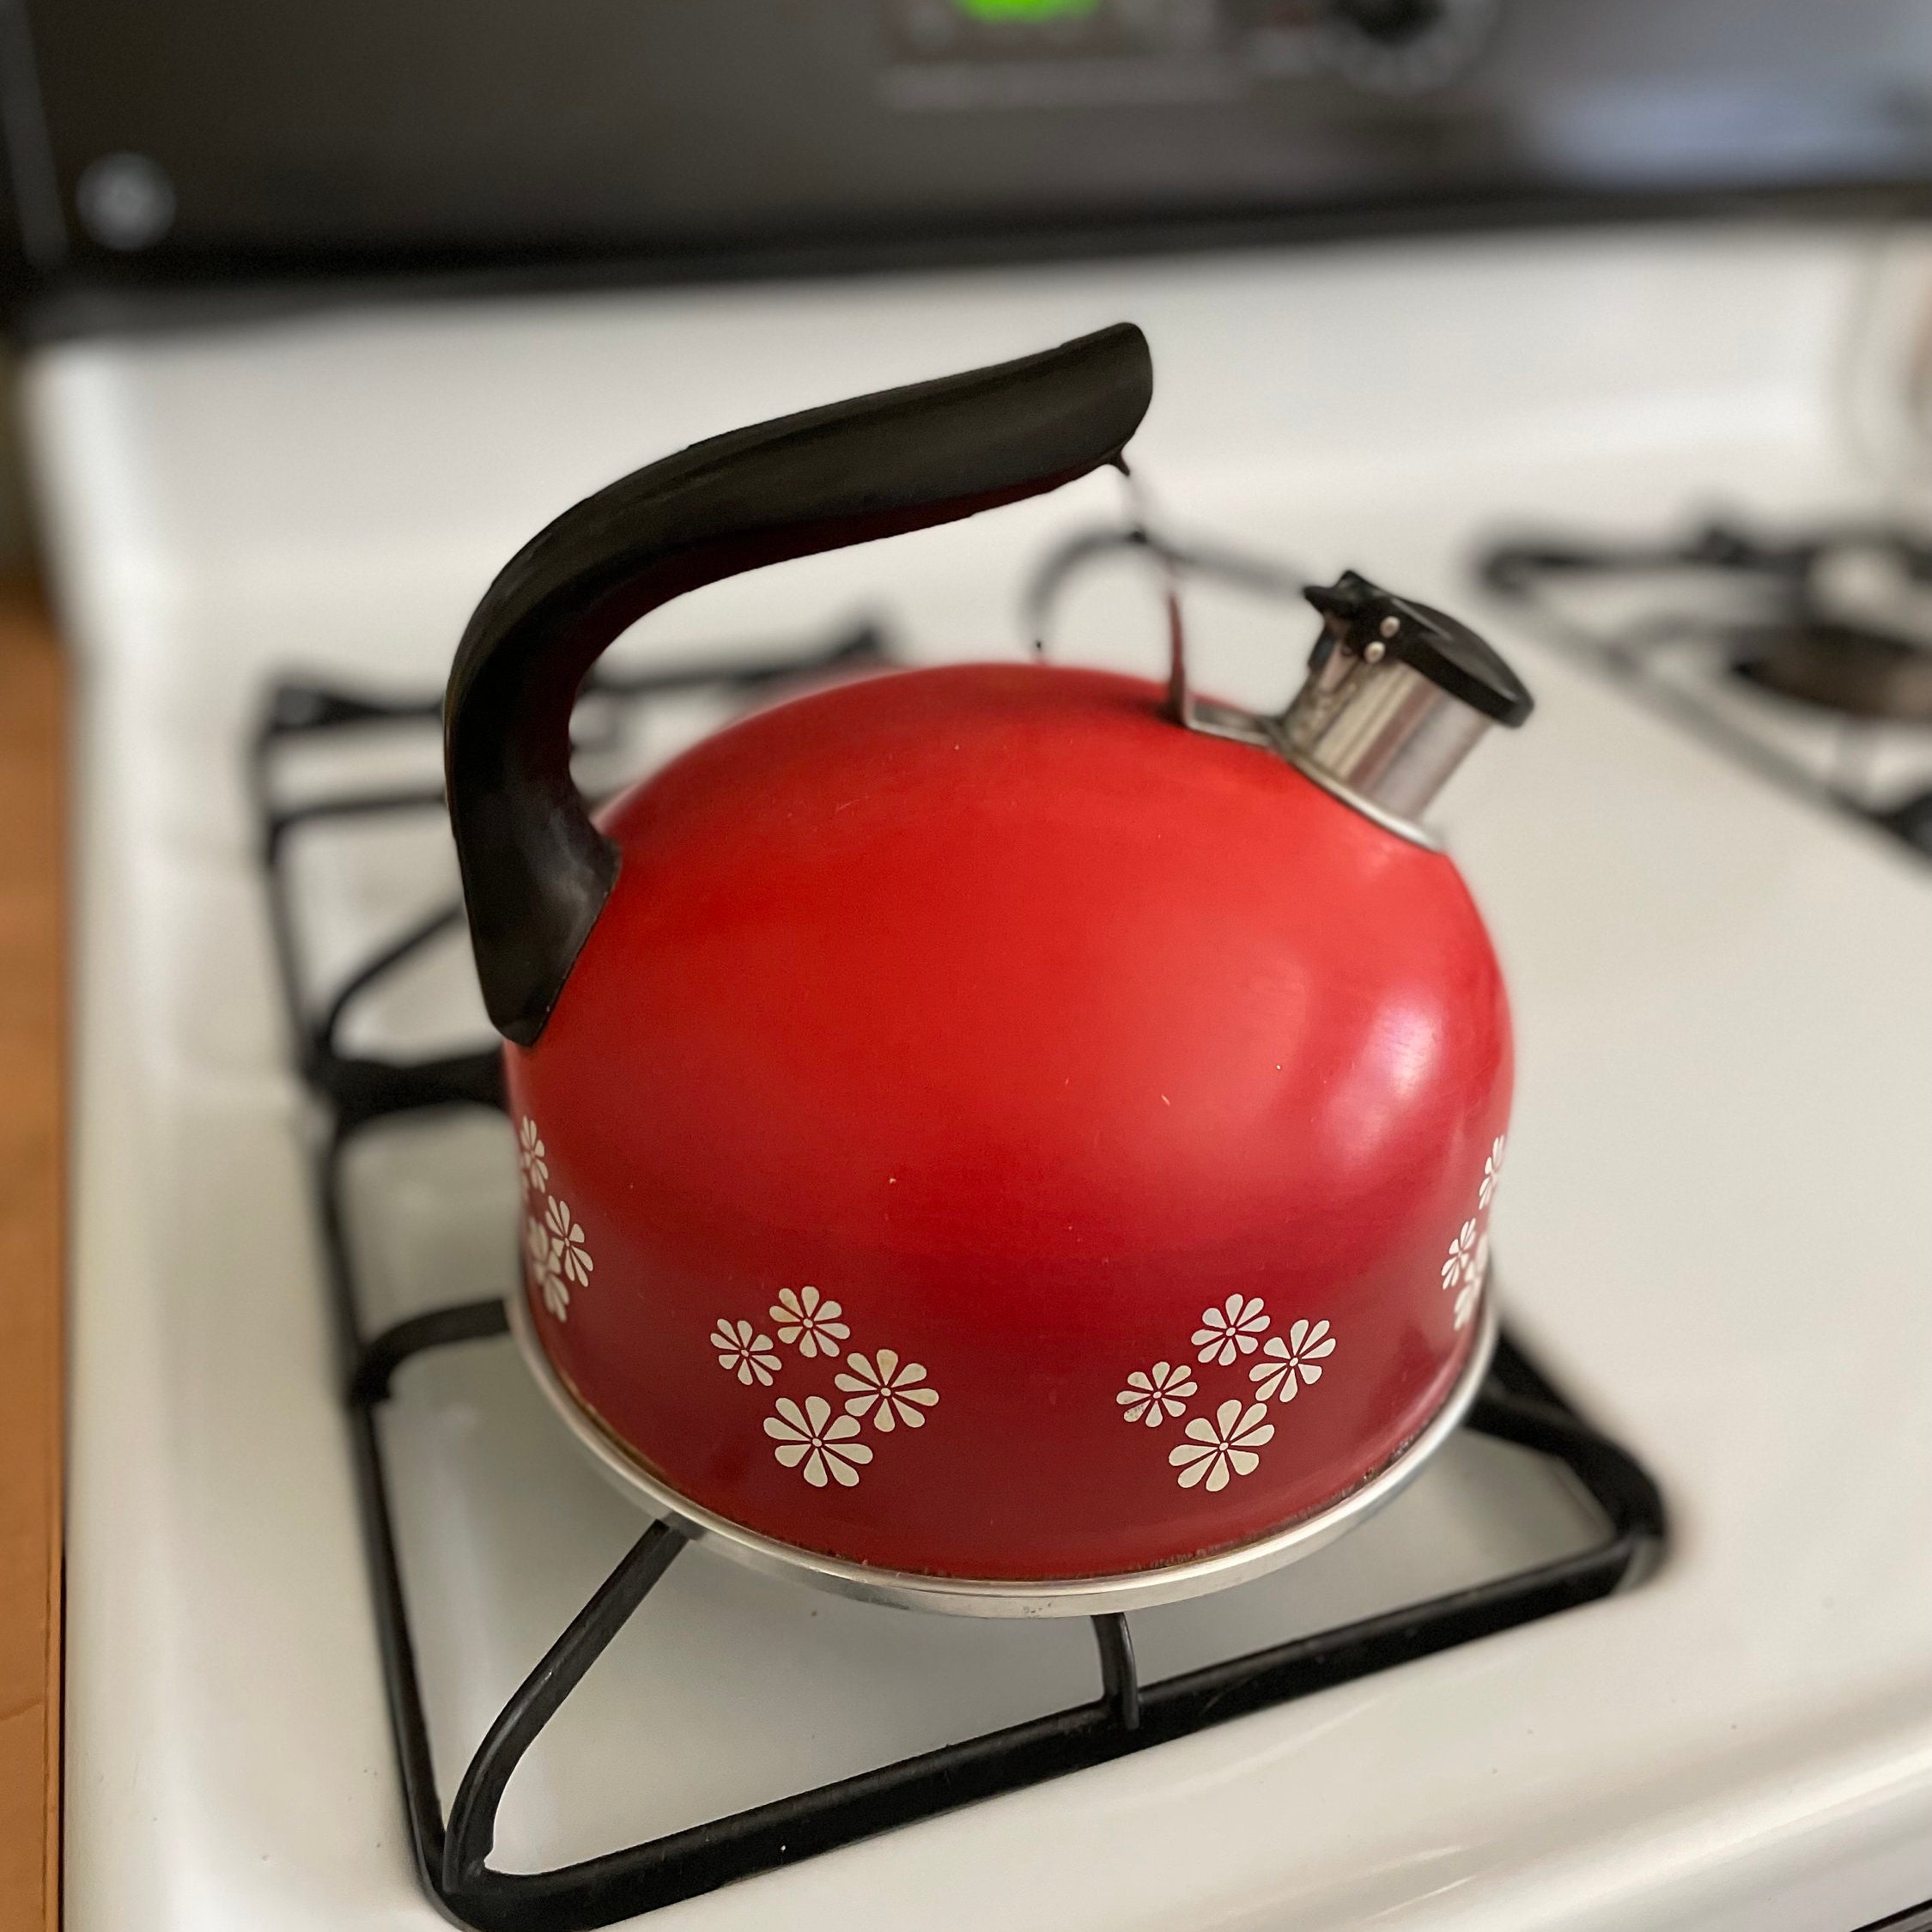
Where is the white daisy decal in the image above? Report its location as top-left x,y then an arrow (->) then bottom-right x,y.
524,1212 -> 568,1321
516,1115 -> 549,1197
544,1195 -> 593,1288
763,1394 -> 873,1488
1169,1399 -> 1274,1492
770,1285 -> 849,1359
1191,1294 -> 1270,1367
1455,1232 -> 1491,1330
1441,1219 -> 1478,1292
1479,1133 -> 1507,1210
712,1317 -> 781,1387
1249,1318 -> 1336,1403
835,1349 -> 938,1431
1115,1361 -> 1196,1427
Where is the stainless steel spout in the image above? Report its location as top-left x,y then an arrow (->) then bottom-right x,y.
1189,570 -> 1533,844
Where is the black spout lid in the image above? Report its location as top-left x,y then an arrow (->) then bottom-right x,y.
1304,570 -> 1534,727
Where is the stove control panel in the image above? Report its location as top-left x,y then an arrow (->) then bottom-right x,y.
7,0 -> 1930,306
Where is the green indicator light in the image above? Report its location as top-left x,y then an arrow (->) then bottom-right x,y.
952,0 -> 1103,20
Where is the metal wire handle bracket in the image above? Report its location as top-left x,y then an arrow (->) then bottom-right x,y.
1023,516 -> 1311,727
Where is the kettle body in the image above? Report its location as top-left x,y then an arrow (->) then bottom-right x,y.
447,325 -> 1530,1608
509,659 -> 1510,1583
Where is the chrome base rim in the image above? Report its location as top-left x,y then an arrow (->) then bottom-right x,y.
508,1289 -> 1499,1619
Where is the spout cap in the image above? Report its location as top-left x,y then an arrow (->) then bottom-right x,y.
1304,572 -> 1533,727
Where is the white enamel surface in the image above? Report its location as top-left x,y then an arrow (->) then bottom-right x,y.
35,223 -> 1932,1929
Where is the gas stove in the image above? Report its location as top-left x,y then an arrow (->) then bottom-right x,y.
250,615 -> 1655,1925
33,224 -> 1932,1930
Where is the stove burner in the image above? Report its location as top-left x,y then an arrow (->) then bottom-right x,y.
1727,621 -> 1932,721
252,625 -> 1665,1932
1481,519 -> 1932,860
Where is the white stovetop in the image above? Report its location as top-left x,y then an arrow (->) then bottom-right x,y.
33,224 -> 1932,1932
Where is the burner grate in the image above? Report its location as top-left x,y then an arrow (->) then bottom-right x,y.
252,634 -> 1666,1932
1479,519 -> 1932,857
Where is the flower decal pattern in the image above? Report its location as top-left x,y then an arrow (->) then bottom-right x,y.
1192,1294 -> 1271,1366
518,1115 -> 589,1324
1102,1134 -> 1503,1498
835,1350 -> 939,1431
763,1395 -> 873,1489
708,1289 -> 942,1494
1170,1400 -> 1276,1492
517,1116 -> 548,1197
769,1285 -> 849,1360
1112,1295 -> 1335,1492
1116,1361 -> 1197,1427
520,1104 -> 946,1498
544,1196 -> 594,1289
1479,1133 -> 1506,1210
1444,1131 -> 1505,1332
1249,1319 -> 1335,1403
712,1317 -> 781,1388
1455,1233 -> 1490,1332
526,1211 -> 568,1321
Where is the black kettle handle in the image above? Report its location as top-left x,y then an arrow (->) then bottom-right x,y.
445,322 -> 1155,1046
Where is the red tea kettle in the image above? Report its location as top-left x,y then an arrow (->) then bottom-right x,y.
446,324 -> 1532,1613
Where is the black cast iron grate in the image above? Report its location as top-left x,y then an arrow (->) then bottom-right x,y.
252,629 -> 1668,1932
1479,519 -> 1932,860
